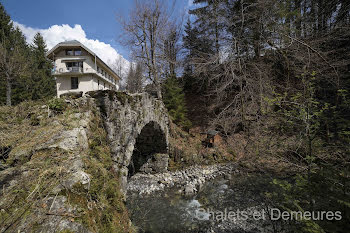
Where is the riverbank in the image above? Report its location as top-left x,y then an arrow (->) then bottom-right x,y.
126,163 -> 289,233
127,162 -> 241,196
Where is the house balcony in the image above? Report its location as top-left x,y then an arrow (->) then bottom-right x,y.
52,66 -> 118,87
52,67 -> 83,75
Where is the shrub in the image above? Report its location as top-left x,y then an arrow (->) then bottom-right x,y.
162,75 -> 192,130
47,98 -> 66,112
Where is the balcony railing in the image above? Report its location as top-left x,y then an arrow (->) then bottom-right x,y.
52,67 -> 117,86
52,67 -> 83,74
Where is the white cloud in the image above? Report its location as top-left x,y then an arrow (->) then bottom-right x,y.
12,21 -> 129,78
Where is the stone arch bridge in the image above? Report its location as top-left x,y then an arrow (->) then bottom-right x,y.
88,90 -> 170,191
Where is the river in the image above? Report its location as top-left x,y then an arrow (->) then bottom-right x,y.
126,165 -> 289,233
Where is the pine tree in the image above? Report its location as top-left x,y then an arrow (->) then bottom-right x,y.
162,75 -> 191,130
0,3 -> 13,105
0,3 -> 12,43
189,0 -> 224,54
1,4 -> 56,105
9,28 -> 31,105
182,18 -> 212,92
0,22 -> 30,106
30,33 -> 55,100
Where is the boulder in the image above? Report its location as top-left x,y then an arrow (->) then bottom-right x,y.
60,91 -> 83,99
139,153 -> 169,174
184,183 -> 197,196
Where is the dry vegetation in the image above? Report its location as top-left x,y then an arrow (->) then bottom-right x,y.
167,122 -> 236,170
0,100 -> 132,232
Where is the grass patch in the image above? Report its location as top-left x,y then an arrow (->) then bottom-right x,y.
0,148 -> 70,232
0,99 -> 131,232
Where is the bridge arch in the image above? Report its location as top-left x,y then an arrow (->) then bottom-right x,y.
89,90 -> 170,192
127,121 -> 167,177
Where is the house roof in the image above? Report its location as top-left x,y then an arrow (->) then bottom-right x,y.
207,130 -> 219,136
59,40 -> 80,45
46,40 -> 121,81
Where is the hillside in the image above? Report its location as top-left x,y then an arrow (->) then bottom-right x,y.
0,95 -> 131,232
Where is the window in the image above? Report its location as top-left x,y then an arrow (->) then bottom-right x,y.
66,62 -> 82,72
66,49 -> 74,55
66,62 -> 82,68
98,79 -> 100,89
104,82 -> 105,89
74,49 -> 82,56
66,49 -> 82,56
71,77 -> 79,89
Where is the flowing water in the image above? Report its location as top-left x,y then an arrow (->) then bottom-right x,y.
127,172 -> 286,233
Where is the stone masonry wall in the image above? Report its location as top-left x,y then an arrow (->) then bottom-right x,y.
87,90 -> 170,192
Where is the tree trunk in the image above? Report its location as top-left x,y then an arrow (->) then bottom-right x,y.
156,86 -> 162,99
295,0 -> 302,38
6,74 -> 11,106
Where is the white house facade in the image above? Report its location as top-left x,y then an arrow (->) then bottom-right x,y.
46,40 -> 121,97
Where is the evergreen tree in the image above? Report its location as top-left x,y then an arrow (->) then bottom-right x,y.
0,3 -> 13,105
162,75 -> 191,130
30,33 -> 55,100
9,28 -> 31,105
1,4 -> 55,105
183,18 -> 214,61
0,23 -> 30,106
189,0 -> 223,54
0,4 -> 12,43
182,18 -> 213,92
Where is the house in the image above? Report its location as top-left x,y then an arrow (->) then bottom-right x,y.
201,130 -> 222,147
46,40 -> 121,97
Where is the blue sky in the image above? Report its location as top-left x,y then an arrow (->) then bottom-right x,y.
1,0 -> 193,65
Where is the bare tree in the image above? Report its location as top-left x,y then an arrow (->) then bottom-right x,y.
126,62 -> 144,93
163,22 -> 182,76
110,58 -> 123,79
109,55 -> 127,79
118,0 -> 176,98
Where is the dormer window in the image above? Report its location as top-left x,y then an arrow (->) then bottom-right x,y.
66,49 -> 82,56
74,49 -> 82,55
66,49 -> 74,56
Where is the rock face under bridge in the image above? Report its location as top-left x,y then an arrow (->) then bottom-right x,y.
88,90 -> 170,191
